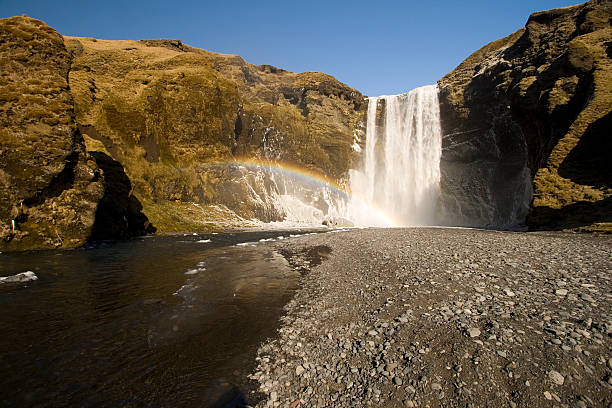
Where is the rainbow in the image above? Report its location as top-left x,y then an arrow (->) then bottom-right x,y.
212,158 -> 401,227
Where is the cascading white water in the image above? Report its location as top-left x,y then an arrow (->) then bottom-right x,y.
348,85 -> 442,226
364,95 -> 379,204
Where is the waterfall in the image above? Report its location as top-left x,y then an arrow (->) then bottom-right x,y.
215,85 -> 442,228
349,85 -> 442,226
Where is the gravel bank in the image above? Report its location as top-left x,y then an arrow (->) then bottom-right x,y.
249,228 -> 612,408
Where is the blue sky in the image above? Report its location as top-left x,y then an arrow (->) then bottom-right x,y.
1,0 -> 581,96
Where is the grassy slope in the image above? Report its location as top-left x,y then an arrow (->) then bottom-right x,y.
531,25 -> 612,221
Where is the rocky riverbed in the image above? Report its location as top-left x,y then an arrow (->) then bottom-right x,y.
249,228 -> 612,407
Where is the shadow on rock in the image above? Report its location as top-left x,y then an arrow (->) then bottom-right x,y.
528,196 -> 612,230
89,151 -> 156,240
558,111 -> 612,189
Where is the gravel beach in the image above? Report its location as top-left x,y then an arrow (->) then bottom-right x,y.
249,228 -> 612,408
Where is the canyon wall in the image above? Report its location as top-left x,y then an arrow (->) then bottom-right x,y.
438,0 -> 611,230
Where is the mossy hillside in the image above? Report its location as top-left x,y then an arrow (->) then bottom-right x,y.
438,0 -> 611,230
0,16 -> 105,250
527,4 -> 612,229
66,37 -> 366,231
533,26 -> 612,184
530,25 -> 612,229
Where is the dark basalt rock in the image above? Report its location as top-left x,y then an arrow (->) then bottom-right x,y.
438,0 -> 611,230
138,39 -> 189,52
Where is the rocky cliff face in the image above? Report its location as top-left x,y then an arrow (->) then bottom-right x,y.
65,36 -> 366,231
0,16 -> 153,250
0,16 -> 105,250
438,0 -> 611,230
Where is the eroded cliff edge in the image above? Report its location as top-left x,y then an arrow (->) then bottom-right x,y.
438,0 -> 611,230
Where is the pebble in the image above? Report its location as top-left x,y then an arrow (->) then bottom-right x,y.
249,229 -> 612,408
580,293 -> 595,303
467,327 -> 481,338
548,370 -> 564,385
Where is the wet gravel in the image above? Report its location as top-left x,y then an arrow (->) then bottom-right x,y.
249,228 -> 612,408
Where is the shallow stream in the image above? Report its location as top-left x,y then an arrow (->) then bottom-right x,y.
0,231 -> 314,407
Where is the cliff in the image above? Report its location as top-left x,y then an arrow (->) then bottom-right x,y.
0,16 -> 154,250
0,16 -> 105,250
65,36 -> 366,231
2,1 -> 609,250
438,0 -> 611,230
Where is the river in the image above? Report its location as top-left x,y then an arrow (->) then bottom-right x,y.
0,230 -> 317,407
